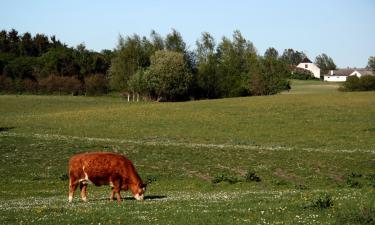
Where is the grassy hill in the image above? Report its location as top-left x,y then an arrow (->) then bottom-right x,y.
0,80 -> 374,224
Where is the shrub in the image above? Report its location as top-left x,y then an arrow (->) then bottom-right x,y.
305,194 -> 333,210
346,172 -> 363,188
212,173 -> 240,184
39,75 -> 82,95
341,75 -> 375,92
0,76 -> 13,93
244,170 -> 261,182
23,78 -> 39,93
144,50 -> 193,101
367,173 -> 375,188
84,74 -> 108,96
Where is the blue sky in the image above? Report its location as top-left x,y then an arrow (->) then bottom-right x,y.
1,0 -> 374,67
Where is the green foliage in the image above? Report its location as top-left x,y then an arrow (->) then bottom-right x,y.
264,47 -> 279,59
3,56 -> 38,79
145,50 -> 192,101
244,170 -> 261,182
127,69 -> 147,95
108,35 -> 153,92
346,172 -> 363,188
315,53 -> 337,74
306,194 -> 334,210
368,56 -> 375,72
341,75 -> 375,91
212,173 -> 241,184
250,57 -> 291,95
281,49 -> 306,65
290,69 -> 316,80
195,32 -> 220,98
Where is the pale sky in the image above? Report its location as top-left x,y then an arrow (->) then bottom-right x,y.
1,0 -> 374,68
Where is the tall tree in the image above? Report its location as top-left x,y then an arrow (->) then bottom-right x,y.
8,29 -> 20,55
315,53 -> 336,74
19,32 -> 33,56
165,29 -> 186,53
367,56 -> 375,72
264,47 -> 279,59
216,31 -> 257,97
144,50 -> 192,101
195,32 -> 219,98
108,35 -> 151,92
281,49 -> 306,65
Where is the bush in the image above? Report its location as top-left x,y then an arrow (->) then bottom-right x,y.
84,74 -> 108,96
346,172 -> 363,188
342,75 -> 375,91
39,75 -> 82,95
23,78 -> 39,93
244,170 -> 261,182
0,76 -> 13,93
212,173 -> 240,184
305,194 -> 334,210
144,50 -> 193,101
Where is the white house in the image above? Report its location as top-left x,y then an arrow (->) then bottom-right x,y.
296,58 -> 321,79
324,69 -> 373,82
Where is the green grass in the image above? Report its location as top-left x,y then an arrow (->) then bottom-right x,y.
0,80 -> 374,224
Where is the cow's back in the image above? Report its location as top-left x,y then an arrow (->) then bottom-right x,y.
69,152 -> 135,186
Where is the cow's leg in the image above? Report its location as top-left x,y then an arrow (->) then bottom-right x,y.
80,182 -> 88,202
68,178 -> 79,203
112,180 -> 122,203
110,188 -> 115,201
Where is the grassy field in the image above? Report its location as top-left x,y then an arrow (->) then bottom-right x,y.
0,80 -> 375,224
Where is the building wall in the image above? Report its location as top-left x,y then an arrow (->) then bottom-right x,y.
324,75 -> 347,82
350,70 -> 362,77
296,63 -> 321,79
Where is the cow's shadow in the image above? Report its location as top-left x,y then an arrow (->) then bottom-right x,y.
0,127 -> 15,132
93,195 -> 167,202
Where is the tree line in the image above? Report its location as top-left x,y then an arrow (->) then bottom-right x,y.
0,28 -> 351,100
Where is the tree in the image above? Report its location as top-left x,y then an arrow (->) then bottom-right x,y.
108,35 -> 150,92
195,32 -> 220,98
33,33 -> 50,56
315,53 -> 336,74
165,29 -> 186,53
216,31 -> 257,97
367,56 -> 375,72
281,49 -> 306,65
144,50 -> 192,101
38,47 -> 79,78
264,47 -> 279,59
7,29 -> 20,56
249,57 -> 290,95
150,30 -> 164,51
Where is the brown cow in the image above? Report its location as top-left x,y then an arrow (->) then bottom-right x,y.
68,152 -> 146,203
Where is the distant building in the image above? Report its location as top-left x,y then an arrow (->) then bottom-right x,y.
324,68 -> 373,82
296,58 -> 321,79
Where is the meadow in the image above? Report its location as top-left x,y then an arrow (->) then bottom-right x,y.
0,80 -> 374,224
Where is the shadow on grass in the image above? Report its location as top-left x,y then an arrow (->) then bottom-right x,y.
91,195 -> 167,202
0,127 -> 15,132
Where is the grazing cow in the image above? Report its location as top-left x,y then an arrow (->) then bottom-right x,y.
68,152 -> 146,203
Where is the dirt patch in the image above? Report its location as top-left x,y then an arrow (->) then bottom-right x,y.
217,165 -> 247,176
274,168 -> 300,182
181,167 -> 212,181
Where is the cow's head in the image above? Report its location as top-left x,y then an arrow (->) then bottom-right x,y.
131,183 -> 147,201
